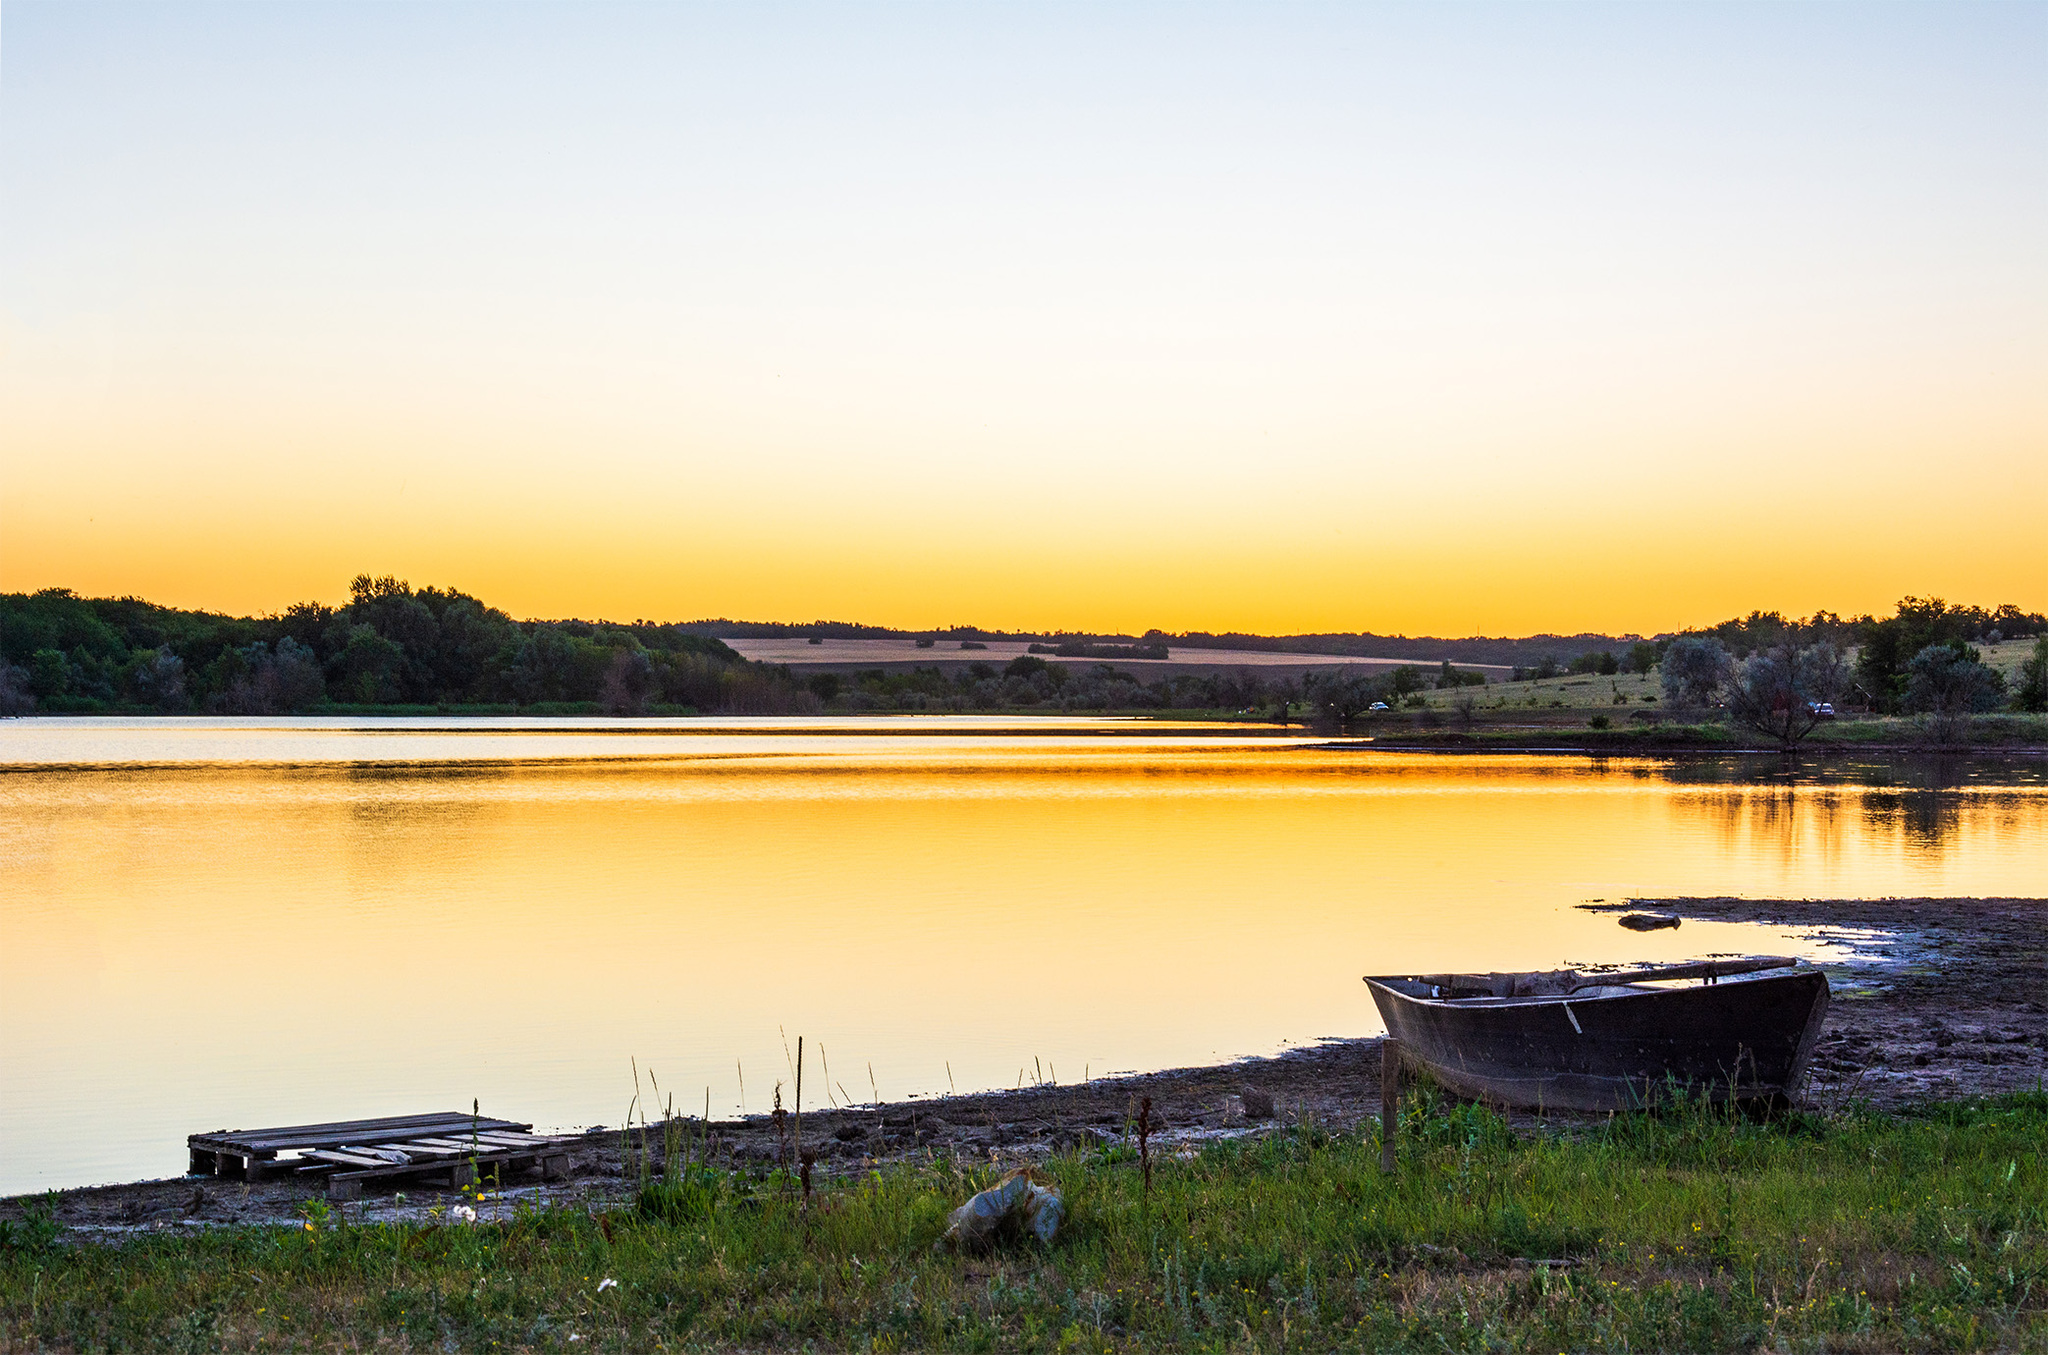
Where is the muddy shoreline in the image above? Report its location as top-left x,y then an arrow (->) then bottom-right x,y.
8,895 -> 2043,1239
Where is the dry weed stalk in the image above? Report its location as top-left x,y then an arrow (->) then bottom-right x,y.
1138,1095 -> 1154,1195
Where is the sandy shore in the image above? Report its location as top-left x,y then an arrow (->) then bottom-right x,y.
8,895 -> 2043,1238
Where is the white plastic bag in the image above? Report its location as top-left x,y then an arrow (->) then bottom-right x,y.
939,1168 -> 1063,1250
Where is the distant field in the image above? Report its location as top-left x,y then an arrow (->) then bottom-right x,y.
1412,668 -> 1664,716
725,636 -> 1512,674
1979,635 -> 2042,682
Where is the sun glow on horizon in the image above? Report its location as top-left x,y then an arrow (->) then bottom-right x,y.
3,3 -> 2044,634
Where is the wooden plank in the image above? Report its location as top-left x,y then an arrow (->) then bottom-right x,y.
316,1145 -> 563,1199
327,1155 -> 506,1184
189,1113 -> 529,1153
199,1118 -> 530,1151
300,1149 -> 392,1169
1575,956 -> 1800,989
403,1135 -> 567,1155
196,1111 -> 513,1139
384,1139 -> 532,1163
385,1142 -> 468,1159
402,1137 -> 497,1152
195,1126 -> 531,1154
187,1115 -> 460,1146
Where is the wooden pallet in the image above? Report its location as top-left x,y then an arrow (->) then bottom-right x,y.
188,1112 -> 579,1199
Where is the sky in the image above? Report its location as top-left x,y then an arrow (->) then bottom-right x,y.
3,2 -> 2043,636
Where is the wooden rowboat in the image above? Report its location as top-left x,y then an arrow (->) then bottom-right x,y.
1363,956 -> 1830,1112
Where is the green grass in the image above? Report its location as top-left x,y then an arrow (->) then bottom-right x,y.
5,1093 -> 2045,1352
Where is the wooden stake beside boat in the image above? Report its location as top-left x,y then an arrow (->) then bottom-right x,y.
1380,1039 -> 1401,1173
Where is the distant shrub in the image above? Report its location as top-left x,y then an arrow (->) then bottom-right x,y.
1435,661 -> 1487,688
1030,641 -> 1168,660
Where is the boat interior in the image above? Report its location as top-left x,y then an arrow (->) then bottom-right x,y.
1368,976 -> 1659,1003
1367,957 -> 1804,1003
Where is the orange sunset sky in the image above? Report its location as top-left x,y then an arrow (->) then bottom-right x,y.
3,3 -> 2044,636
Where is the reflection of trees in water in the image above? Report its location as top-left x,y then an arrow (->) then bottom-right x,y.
1667,752 -> 2048,864
1659,755 -> 1801,787
1857,790 -> 1961,855
1699,787 -> 1849,869
1858,788 -> 2036,858
1654,752 -> 2040,792
1849,754 -> 1968,856
1691,783 -> 2030,862
337,764 -> 501,865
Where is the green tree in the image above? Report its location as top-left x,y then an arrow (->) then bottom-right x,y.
331,625 -> 407,704
1854,597 -> 1972,712
1302,669 -> 1386,725
126,648 -> 188,712
1723,643 -> 1846,750
2015,636 -> 2048,714
1659,637 -> 1729,711
0,661 -> 35,714
1904,641 -> 2005,743
599,648 -> 655,715
28,649 -> 70,700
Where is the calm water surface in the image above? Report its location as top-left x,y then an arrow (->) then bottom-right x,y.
3,716 -> 2044,1193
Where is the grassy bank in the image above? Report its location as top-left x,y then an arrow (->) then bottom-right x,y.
5,1093 -> 2044,1352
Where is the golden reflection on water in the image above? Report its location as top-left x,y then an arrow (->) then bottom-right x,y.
3,736 -> 2044,1191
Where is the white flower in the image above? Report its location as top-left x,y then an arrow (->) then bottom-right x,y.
450,1204 -> 477,1224
597,1277 -> 617,1293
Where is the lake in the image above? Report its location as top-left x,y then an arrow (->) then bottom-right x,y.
3,716 -> 2044,1194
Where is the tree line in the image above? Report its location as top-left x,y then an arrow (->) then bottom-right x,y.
3,583 -> 2042,724
0,577 -> 811,716
678,600 -> 2047,678
1657,597 -> 2048,748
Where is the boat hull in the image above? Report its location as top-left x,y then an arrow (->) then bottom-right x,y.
1365,971 -> 1830,1112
